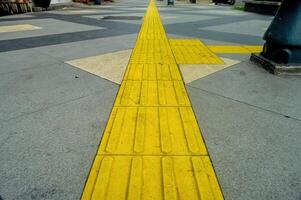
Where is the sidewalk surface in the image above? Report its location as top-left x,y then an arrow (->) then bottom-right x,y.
0,0 -> 300,199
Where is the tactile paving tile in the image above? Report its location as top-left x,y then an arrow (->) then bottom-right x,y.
82,156 -> 223,200
130,52 -> 177,64
124,64 -> 182,81
169,39 -> 224,64
133,40 -> 172,54
97,106 -> 207,155
114,80 -> 190,106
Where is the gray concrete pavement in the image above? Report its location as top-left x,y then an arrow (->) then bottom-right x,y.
0,0 -> 301,199
158,2 -> 301,200
0,1 -> 146,199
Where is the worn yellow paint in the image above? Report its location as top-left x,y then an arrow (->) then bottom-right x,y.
208,45 -> 263,54
169,39 -> 224,64
66,49 -> 132,84
244,45 -> 263,53
81,1 -> 224,199
180,57 -> 240,83
0,24 -> 41,33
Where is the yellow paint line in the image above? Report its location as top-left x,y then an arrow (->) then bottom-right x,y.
208,45 -> 263,54
169,39 -> 224,64
81,1 -> 224,199
0,24 -> 41,33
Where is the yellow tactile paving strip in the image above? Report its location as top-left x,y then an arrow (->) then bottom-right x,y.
207,45 -> 263,54
81,1 -> 224,199
0,24 -> 41,33
169,39 -> 224,64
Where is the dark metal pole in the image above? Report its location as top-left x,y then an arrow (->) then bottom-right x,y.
250,0 -> 301,74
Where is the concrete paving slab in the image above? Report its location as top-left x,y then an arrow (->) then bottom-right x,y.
203,39 -> 246,45
48,9 -> 128,15
0,1 -> 143,199
63,9 -> 111,14
0,11 -> 140,52
179,9 -> 251,16
159,5 -> 273,45
0,14 -> 35,20
0,86 -> 118,200
0,19 -> 105,41
0,62 -> 115,122
168,15 -> 219,25
85,12 -> 144,18
218,53 -> 256,61
201,19 -> 271,37
1,27 -> 139,52
159,3 -> 301,200
187,86 -> 301,200
32,34 -> 137,61
84,14 -> 144,25
0,49 -> 60,75
113,7 -> 148,11
155,7 -> 185,11
188,61 -> 301,120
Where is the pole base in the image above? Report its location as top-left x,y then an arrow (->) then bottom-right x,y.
250,53 -> 301,75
